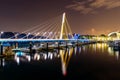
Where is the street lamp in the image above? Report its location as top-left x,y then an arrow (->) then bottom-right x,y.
27,33 -> 31,39
0,31 -> 4,39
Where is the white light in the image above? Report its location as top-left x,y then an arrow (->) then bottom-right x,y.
27,56 -> 31,62
50,54 -> 53,60
2,59 -> 5,67
34,53 -> 40,60
1,31 -> 4,34
14,55 -> 20,65
44,54 -> 47,60
28,33 -> 31,35
15,57 -> 20,65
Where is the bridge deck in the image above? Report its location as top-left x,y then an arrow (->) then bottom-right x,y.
0,39 -> 90,43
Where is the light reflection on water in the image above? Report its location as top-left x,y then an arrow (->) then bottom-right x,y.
0,43 -> 120,75
0,58 -> 5,67
14,51 -> 60,65
80,43 -> 120,60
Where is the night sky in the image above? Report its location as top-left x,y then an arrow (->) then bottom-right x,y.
0,0 -> 120,35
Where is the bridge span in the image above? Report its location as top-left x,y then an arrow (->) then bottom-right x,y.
0,12 -> 95,76
0,39 -> 90,43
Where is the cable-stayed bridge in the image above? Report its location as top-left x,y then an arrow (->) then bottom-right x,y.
0,12 -> 92,55
0,12 -> 92,76
0,12 -> 92,58
0,12 -> 91,45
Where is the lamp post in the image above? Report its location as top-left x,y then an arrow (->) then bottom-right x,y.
27,33 -> 31,39
0,31 -> 3,55
0,31 -> 4,39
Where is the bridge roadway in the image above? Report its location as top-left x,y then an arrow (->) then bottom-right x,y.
0,39 -> 90,43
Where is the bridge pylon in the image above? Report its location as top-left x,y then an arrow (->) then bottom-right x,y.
59,12 -> 74,76
59,12 -> 73,39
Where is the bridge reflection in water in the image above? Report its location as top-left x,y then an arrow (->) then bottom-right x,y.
60,48 -> 73,76
0,46 -> 75,76
1,43 -> 120,79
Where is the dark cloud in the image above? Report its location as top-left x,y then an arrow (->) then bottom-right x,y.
66,0 -> 120,14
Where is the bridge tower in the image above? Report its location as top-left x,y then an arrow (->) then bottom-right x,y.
60,12 -> 73,39
60,12 -> 65,39
59,12 -> 73,76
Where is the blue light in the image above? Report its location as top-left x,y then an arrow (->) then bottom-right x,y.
16,51 -> 23,56
73,33 -> 80,39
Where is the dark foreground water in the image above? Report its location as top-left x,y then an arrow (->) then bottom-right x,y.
1,43 -> 120,80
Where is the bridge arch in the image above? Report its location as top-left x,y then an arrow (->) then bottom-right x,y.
108,31 -> 120,40
108,31 -> 120,37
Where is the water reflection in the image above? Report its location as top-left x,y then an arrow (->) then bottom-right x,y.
0,58 -> 5,67
14,55 -> 20,65
78,47 -> 81,54
108,47 -> 114,56
12,47 -> 74,76
60,48 -> 73,76
115,51 -> 119,60
75,43 -> 120,60
73,47 -> 81,55
1,43 -> 120,76
34,53 -> 40,60
108,45 -> 120,60
14,53 -> 31,65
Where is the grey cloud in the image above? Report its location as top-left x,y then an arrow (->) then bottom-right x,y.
66,0 -> 120,14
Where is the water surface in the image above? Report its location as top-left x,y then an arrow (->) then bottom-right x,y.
1,43 -> 120,80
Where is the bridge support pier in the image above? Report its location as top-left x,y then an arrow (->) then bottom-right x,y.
0,58 -> 4,67
15,42 -> 18,48
29,42 -> 32,54
0,43 -> 3,55
46,42 -> 48,54
58,42 -> 60,54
